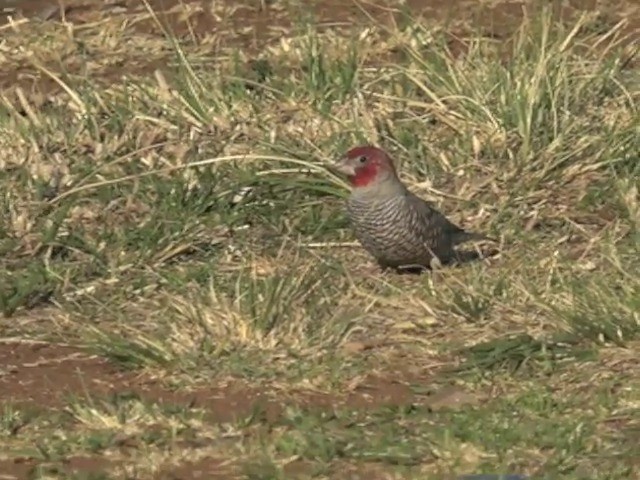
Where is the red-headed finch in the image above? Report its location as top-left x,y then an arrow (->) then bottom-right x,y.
333,146 -> 493,271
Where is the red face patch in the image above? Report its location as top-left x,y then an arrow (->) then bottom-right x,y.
343,146 -> 391,188
350,160 -> 379,187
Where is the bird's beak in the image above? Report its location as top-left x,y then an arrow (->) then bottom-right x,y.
330,159 -> 356,177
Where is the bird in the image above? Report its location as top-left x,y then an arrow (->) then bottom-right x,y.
332,145 -> 493,271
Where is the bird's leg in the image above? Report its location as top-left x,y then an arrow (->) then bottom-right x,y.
429,256 -> 443,271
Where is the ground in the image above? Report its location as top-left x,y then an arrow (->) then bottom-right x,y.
0,0 -> 639,479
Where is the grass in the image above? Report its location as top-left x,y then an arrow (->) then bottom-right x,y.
0,1 -> 639,478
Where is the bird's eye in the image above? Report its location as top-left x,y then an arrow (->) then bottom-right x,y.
358,155 -> 367,163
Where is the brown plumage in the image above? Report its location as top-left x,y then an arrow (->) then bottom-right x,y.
333,145 -> 492,270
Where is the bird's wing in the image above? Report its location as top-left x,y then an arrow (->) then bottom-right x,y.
405,191 -> 486,244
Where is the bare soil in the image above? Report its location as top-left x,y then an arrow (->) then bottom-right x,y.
0,341 -> 420,414
0,340 -> 431,478
1,0 -> 637,92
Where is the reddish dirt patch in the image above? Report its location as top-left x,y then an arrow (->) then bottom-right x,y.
0,0 -> 195,24
0,341 -> 463,479
343,374 -> 415,408
0,458 -> 35,480
0,455 -> 116,480
175,372 -> 418,424
331,461 -> 409,480
0,341 -> 140,408
159,457 -> 236,480
0,0 -> 637,94
0,342 -> 276,422
0,342 -> 419,416
63,455 -> 117,473
2,0 -> 638,38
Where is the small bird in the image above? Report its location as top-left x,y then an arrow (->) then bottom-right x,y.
333,145 -> 493,271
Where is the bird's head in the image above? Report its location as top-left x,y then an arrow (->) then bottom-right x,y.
333,146 -> 399,189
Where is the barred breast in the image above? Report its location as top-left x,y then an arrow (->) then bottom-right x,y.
347,194 -> 455,268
